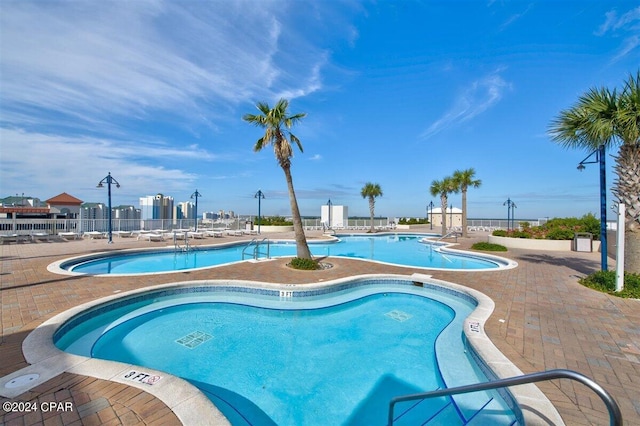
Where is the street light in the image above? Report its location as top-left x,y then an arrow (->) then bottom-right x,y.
427,201 -> 434,230
577,145 -> 608,271
449,205 -> 453,227
327,199 -> 333,229
255,190 -> 265,234
191,189 -> 202,231
96,172 -> 120,243
503,198 -> 516,231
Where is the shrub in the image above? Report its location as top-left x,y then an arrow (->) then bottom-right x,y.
510,230 -> 531,239
255,216 -> 293,226
546,227 -> 575,240
471,242 -> 507,252
579,271 -> 640,298
398,217 -> 429,225
492,229 -> 507,237
289,257 -> 319,270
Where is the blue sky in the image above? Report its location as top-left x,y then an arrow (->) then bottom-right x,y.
1,1 -> 638,220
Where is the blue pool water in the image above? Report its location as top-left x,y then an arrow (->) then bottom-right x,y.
54,280 -> 519,425
64,234 -> 508,274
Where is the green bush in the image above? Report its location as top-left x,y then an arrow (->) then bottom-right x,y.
255,216 -> 293,226
579,270 -> 640,298
510,230 -> 531,239
289,257 -> 320,270
492,229 -> 507,237
398,217 -> 429,225
471,242 -> 507,252
546,227 -> 575,240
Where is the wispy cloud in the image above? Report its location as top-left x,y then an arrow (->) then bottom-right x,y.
0,1 -> 330,133
309,154 -> 323,161
594,6 -> 640,62
499,3 -> 534,31
420,71 -> 511,139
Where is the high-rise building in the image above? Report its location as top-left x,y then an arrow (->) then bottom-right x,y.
139,194 -> 174,220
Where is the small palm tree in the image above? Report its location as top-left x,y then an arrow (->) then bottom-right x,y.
361,182 -> 383,233
243,99 -> 312,259
430,177 -> 457,237
453,168 -> 482,238
549,71 -> 640,273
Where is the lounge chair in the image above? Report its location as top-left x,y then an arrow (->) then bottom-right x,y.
137,233 -> 165,242
205,230 -> 224,238
58,232 -> 80,240
226,229 -> 244,236
31,232 -> 51,242
113,231 -> 133,238
187,231 -> 205,239
83,231 -> 106,239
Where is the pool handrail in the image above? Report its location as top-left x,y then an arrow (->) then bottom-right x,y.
387,368 -> 622,426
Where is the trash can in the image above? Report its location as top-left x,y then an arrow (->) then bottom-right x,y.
245,221 -> 253,231
573,232 -> 593,252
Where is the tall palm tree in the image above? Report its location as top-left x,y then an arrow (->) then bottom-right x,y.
243,98 -> 312,259
453,168 -> 482,238
430,177 -> 457,237
549,71 -> 640,273
361,182 -> 383,233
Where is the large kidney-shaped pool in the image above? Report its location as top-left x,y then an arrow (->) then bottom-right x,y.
52,234 -> 516,275
53,277 -> 523,425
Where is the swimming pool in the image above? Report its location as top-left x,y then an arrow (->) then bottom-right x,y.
53,277 -> 521,425
54,234 -> 516,275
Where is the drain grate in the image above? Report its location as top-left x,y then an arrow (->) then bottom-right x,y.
385,310 -> 413,322
176,331 -> 212,349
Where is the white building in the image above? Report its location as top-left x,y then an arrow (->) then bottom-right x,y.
321,204 -> 348,228
429,207 -> 462,228
139,194 -> 174,220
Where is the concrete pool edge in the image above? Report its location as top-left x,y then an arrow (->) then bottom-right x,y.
1,274 -> 562,425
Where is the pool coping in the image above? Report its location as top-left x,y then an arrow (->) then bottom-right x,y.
46,233 -> 518,277
0,273 -> 562,425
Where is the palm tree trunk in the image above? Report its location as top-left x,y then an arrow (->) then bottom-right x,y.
613,143 -> 640,273
369,198 -> 375,233
440,196 -> 448,236
282,166 -> 312,259
461,189 -> 468,238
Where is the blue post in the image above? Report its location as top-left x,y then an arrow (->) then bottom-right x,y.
599,145 -> 608,271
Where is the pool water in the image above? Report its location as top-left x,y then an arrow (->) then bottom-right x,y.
65,234 -> 507,274
54,281 -> 518,425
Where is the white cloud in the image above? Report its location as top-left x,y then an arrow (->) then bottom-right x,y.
594,6 -> 640,62
420,71 -> 511,139
0,1 -> 330,132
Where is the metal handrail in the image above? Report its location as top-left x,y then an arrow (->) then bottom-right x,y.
437,229 -> 460,242
241,238 -> 257,260
254,238 -> 270,259
388,369 -> 622,426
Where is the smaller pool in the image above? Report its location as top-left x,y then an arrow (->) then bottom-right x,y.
53,277 -> 522,425
55,234 -> 516,275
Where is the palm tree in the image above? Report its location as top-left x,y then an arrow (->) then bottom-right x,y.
361,182 -> 383,233
430,177 -> 457,237
243,99 -> 312,259
549,71 -> 640,273
453,168 -> 482,238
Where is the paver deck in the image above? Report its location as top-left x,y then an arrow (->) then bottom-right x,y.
1,231 -> 639,425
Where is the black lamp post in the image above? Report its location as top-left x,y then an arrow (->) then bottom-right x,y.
577,145 -> 608,271
255,190 -> 265,234
191,189 -> 202,231
449,204 -> 453,227
327,199 -> 333,229
503,198 -> 516,231
97,172 -> 120,243
427,201 -> 434,230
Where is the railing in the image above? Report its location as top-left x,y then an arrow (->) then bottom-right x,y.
388,369 -> 622,426
241,238 -> 270,260
173,232 -> 191,252
437,229 -> 460,242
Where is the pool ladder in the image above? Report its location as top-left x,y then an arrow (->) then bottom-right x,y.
387,369 -> 622,426
173,232 -> 191,252
242,238 -> 270,260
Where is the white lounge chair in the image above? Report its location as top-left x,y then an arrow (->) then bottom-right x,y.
226,229 -> 244,236
205,230 -> 224,238
31,232 -> 51,242
83,231 -> 106,239
138,233 -> 165,242
58,232 -> 80,240
187,231 -> 205,239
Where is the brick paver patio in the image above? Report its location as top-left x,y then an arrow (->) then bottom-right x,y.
1,231 -> 639,425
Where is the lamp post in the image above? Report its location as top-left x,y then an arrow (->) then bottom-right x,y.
427,201 -> 434,230
503,198 -> 516,231
97,172 -> 120,244
449,205 -> 453,227
326,199 -> 333,229
190,189 -> 202,231
577,145 -> 608,271
255,190 -> 265,234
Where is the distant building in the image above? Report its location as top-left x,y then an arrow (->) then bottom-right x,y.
140,194 -> 174,220
429,207 -> 462,228
321,204 -> 348,228
46,193 -> 83,219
